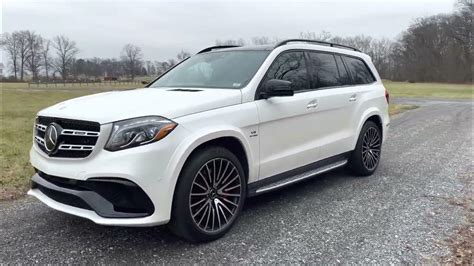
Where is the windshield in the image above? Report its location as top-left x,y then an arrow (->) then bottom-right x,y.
149,50 -> 270,89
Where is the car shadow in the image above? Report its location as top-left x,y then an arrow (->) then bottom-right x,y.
42,168 -> 362,256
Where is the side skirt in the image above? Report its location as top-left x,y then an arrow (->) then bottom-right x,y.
247,152 -> 351,197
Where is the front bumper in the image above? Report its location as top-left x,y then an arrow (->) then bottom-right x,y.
30,172 -> 154,218
29,123 -> 191,227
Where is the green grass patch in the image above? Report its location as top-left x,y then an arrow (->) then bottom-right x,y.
384,80 -> 473,99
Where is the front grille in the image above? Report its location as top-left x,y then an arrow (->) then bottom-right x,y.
34,116 -> 101,158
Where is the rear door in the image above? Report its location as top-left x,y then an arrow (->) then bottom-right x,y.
305,51 -> 359,159
340,55 -> 377,151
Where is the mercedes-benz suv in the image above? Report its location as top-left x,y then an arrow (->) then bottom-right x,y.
29,39 -> 390,242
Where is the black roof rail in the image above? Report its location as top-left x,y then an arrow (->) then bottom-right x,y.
197,45 -> 241,54
274,39 -> 361,52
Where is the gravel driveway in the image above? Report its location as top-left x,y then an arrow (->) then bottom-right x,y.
1,98 -> 472,264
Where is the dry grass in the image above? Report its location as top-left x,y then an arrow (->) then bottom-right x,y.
441,173 -> 474,265
389,104 -> 418,116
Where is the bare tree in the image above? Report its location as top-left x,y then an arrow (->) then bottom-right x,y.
52,35 -> 79,79
449,0 -> 473,81
121,44 -> 143,80
369,38 -> 394,79
176,50 -> 191,62
16,31 -> 31,81
145,60 -> 156,76
41,39 -> 52,80
0,32 -> 20,80
251,36 -> 273,45
215,38 -> 245,46
167,59 -> 177,67
299,31 -> 332,41
155,61 -> 169,75
100,58 -> 124,78
25,31 -> 43,80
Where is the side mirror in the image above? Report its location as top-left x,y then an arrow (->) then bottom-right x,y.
260,79 -> 294,99
141,81 -> 149,85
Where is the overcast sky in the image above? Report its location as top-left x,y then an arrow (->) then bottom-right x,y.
3,0 -> 456,61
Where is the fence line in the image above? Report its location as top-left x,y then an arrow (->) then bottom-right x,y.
27,80 -> 142,87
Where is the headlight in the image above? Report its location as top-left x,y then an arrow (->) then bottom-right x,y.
105,116 -> 177,151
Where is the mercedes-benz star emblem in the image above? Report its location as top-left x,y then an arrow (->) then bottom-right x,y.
44,123 -> 60,153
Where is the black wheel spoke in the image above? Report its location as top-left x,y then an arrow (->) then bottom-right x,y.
219,192 -> 240,197
191,192 -> 208,196
204,201 -> 212,229
197,172 -> 211,190
192,199 -> 210,218
221,175 -> 239,190
197,203 -> 210,226
223,183 -> 241,192
190,197 -> 207,208
220,196 -> 239,207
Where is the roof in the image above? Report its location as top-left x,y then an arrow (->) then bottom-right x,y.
198,39 -> 363,56
201,45 -> 273,54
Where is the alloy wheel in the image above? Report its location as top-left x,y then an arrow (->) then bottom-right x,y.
189,158 -> 242,233
361,127 -> 381,170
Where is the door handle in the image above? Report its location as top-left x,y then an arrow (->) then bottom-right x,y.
349,94 -> 357,102
306,100 -> 318,109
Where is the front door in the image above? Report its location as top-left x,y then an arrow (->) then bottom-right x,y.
256,51 -> 325,179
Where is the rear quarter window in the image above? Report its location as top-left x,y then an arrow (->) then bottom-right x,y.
343,56 -> 376,85
334,55 -> 351,86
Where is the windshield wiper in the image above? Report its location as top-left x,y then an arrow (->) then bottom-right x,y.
167,89 -> 202,92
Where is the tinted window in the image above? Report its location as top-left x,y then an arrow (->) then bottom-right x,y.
150,50 -> 269,89
343,56 -> 375,84
334,55 -> 351,85
307,52 -> 340,89
264,51 -> 309,92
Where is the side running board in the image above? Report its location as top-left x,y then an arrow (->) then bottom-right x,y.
254,160 -> 348,195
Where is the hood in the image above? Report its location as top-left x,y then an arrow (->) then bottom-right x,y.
38,88 -> 242,124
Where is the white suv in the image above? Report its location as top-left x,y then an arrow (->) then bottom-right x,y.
29,40 -> 390,242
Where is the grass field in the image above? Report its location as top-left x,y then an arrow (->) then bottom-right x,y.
384,80 -> 472,99
0,81 -> 471,200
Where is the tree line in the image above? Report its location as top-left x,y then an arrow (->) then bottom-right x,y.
0,32 -> 191,82
1,0 -> 471,83
216,0 -> 472,83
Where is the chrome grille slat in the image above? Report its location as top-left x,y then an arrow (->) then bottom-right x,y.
61,129 -> 100,137
58,144 -> 94,151
36,124 -> 47,132
35,124 -> 99,137
35,136 -> 45,146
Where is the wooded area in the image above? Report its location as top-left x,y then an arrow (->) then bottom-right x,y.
1,0 -> 471,83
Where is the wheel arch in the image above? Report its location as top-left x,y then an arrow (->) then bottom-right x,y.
352,108 -> 384,149
164,128 -> 254,217
365,115 -> 383,138
163,129 -> 252,218
182,136 -> 250,181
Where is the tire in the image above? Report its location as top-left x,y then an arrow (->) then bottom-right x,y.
348,121 -> 382,176
169,146 -> 246,242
